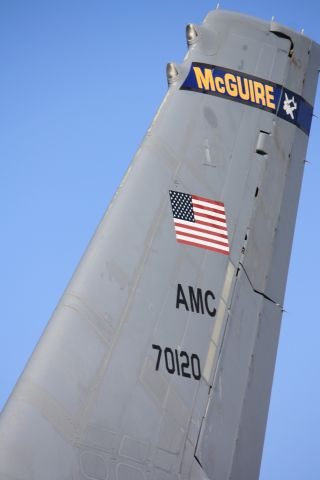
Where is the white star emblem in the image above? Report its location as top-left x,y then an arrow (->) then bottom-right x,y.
283,93 -> 297,120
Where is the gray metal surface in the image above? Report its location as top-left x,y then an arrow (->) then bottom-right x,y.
0,9 -> 319,480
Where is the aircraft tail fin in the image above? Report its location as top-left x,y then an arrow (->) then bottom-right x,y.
0,9 -> 319,480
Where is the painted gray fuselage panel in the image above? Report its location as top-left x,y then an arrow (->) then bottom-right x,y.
0,9 -> 319,480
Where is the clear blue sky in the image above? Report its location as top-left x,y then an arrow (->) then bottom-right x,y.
1,1 -> 319,478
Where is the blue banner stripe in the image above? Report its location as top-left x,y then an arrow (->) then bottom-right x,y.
180,63 -> 313,135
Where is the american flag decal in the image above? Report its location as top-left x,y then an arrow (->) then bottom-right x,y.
169,190 -> 230,255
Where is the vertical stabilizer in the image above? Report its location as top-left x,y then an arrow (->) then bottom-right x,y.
0,9 -> 319,480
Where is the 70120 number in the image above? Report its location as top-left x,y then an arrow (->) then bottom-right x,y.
152,344 -> 201,380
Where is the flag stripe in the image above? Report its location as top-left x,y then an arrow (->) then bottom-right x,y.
195,218 -> 227,231
193,205 -> 226,219
176,232 -> 229,249
176,237 -> 229,255
194,210 -> 226,222
194,215 -> 227,228
192,201 -> 226,215
175,226 -> 229,245
174,219 -> 228,238
192,199 -> 225,212
192,195 -> 224,208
